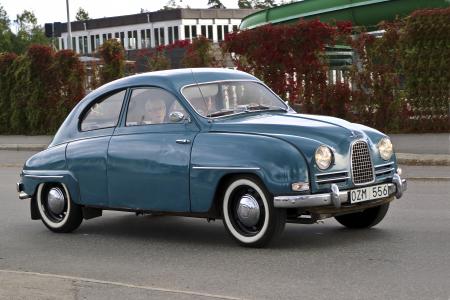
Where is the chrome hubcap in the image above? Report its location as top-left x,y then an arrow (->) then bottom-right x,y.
236,194 -> 260,227
47,188 -> 65,215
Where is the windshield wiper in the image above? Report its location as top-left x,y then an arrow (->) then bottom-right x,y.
245,104 -> 287,112
206,109 -> 237,117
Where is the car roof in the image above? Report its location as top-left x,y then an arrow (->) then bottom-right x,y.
86,68 -> 258,102
49,68 -> 259,147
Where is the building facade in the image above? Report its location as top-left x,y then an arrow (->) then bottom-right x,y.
51,9 -> 257,55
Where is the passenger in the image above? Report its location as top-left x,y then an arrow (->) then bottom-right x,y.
142,98 -> 167,124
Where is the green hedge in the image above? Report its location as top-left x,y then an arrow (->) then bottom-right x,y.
0,45 -> 85,134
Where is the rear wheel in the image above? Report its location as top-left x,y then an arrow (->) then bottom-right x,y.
222,176 -> 286,247
37,183 -> 83,233
335,203 -> 389,229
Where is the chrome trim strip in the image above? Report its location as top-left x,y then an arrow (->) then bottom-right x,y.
375,167 -> 395,175
316,176 -> 350,184
23,175 -> 64,179
315,170 -> 349,177
192,166 -> 261,170
374,162 -> 394,169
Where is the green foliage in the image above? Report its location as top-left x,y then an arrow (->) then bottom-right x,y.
75,7 -> 90,21
182,36 -> 219,68
147,50 -> 171,71
223,8 -> 449,133
208,0 -> 226,9
0,45 -> 85,134
0,8 -> 50,54
238,0 -> 252,9
98,39 -> 125,85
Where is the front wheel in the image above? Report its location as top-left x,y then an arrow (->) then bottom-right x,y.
335,203 -> 390,229
36,183 -> 83,233
222,176 -> 286,247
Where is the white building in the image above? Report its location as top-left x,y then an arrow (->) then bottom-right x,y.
49,9 -> 257,55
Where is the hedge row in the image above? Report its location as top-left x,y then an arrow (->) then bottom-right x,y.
0,8 -> 448,135
222,8 -> 450,133
0,45 -> 84,134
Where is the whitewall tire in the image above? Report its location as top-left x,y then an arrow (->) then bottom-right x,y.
36,183 -> 83,233
222,176 -> 286,247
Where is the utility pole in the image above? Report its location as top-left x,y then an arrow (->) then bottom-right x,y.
66,0 -> 72,49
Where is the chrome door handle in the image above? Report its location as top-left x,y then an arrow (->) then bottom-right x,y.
176,139 -> 191,144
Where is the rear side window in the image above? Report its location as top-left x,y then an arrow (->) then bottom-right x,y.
80,90 -> 126,131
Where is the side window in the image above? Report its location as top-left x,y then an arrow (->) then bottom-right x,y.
80,90 -> 126,131
126,88 -> 187,126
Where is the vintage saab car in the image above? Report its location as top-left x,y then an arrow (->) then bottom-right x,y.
17,68 -> 407,247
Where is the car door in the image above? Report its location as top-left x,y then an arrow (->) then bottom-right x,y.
107,87 -> 199,212
66,89 -> 127,207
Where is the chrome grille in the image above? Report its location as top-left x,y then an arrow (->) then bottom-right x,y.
351,141 -> 374,185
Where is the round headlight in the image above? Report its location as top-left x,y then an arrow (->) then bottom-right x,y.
378,137 -> 393,160
315,145 -> 333,170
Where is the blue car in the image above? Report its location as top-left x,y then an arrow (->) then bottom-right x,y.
17,68 -> 407,247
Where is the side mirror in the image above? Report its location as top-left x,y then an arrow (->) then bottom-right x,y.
169,111 -> 185,123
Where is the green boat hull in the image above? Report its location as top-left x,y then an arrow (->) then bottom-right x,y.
240,0 -> 450,29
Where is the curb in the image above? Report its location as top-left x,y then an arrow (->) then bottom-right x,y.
0,144 -> 48,151
396,153 -> 450,166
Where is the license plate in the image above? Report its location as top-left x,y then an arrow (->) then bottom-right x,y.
350,184 -> 389,204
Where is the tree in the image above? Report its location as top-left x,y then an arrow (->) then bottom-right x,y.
208,0 -> 226,9
0,5 -> 14,52
98,39 -> 125,84
13,10 -> 49,54
162,0 -> 181,10
238,0 -> 252,9
75,7 -> 90,21
252,0 -> 277,9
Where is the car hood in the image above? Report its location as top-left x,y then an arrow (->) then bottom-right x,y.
209,112 -> 388,168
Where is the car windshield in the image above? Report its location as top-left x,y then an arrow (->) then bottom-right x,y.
182,81 -> 287,118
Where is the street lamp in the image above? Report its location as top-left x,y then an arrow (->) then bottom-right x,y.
66,0 -> 72,49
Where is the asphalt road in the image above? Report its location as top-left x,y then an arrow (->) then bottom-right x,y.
0,151 -> 450,300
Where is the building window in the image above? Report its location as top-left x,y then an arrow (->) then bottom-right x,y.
207,25 -> 213,40
61,38 -> 65,50
120,32 -> 125,48
184,25 -> 190,39
154,28 -> 159,46
127,30 -> 137,49
218,26 -> 223,41
95,34 -> 100,48
232,25 -> 238,32
224,25 -> 229,37
115,32 -> 119,38
159,27 -> 165,45
102,33 -> 107,42
72,37 -> 76,51
146,29 -> 151,47
107,33 -> 112,40
201,25 -> 206,37
174,26 -> 179,41
191,25 -> 197,38
83,36 -> 88,54
90,35 -> 95,52
168,27 -> 173,44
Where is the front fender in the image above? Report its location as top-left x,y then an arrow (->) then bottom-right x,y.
20,143 -> 81,204
189,132 -> 309,212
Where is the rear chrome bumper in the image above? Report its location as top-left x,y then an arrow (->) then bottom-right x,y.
274,174 -> 407,209
16,182 -> 31,200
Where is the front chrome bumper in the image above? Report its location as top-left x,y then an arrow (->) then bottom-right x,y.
274,174 -> 407,209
